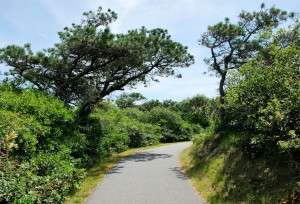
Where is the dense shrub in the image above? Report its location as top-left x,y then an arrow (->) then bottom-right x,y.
138,99 -> 162,111
0,83 -> 85,203
0,83 -> 75,150
176,95 -> 213,128
0,82 -> 203,202
225,45 -> 300,157
0,148 -> 84,204
115,92 -> 146,109
141,106 -> 193,142
93,102 -> 161,150
122,108 -> 162,147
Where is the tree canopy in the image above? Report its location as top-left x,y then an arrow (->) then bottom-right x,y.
0,7 -> 194,117
115,92 -> 146,109
224,22 -> 300,154
200,4 -> 293,107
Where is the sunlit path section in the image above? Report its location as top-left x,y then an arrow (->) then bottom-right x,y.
86,142 -> 206,204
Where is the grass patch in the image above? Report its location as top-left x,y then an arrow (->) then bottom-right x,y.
179,144 -> 227,203
179,134 -> 300,204
66,143 -> 169,204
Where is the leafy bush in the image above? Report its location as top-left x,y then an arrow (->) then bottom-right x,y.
176,95 -> 213,128
122,107 -> 143,119
141,106 -> 192,142
225,45 -> 300,157
115,92 -> 146,109
0,146 -> 85,203
0,110 -> 39,156
93,101 -> 161,151
0,83 -> 85,203
138,99 -> 162,111
0,116 -> 85,203
0,83 -> 75,151
0,82 -> 202,202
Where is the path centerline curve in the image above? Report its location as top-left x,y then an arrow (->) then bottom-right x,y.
86,142 -> 206,204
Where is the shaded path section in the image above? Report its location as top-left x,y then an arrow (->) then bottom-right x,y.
86,142 -> 206,204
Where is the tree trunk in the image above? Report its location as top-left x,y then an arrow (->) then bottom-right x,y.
219,72 -> 227,127
219,73 -> 226,104
78,97 -> 101,118
78,103 -> 94,118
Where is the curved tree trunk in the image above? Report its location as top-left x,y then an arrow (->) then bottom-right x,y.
219,72 -> 227,127
78,96 -> 102,118
219,72 -> 226,105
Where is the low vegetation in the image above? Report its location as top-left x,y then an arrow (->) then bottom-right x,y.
180,15 -> 300,204
0,81 -> 207,203
1,3 -> 300,204
0,6 -> 196,203
180,131 -> 300,203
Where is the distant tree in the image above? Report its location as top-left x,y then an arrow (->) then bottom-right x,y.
115,92 -> 146,109
162,99 -> 178,110
0,7 -> 194,118
141,106 -> 192,142
177,95 -> 211,127
199,4 -> 293,122
138,99 -> 162,112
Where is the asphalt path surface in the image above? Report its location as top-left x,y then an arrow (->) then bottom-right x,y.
86,142 -> 206,204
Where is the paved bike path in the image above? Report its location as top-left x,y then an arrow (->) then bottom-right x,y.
86,142 -> 206,204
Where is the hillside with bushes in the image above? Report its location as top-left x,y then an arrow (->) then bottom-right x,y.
0,6 -> 197,203
0,80 -> 211,203
1,3 -> 300,204
180,9 -> 300,204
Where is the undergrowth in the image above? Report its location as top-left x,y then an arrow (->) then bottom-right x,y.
179,131 -> 300,204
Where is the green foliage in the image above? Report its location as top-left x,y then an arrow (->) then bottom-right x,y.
141,106 -> 192,142
162,99 -> 178,110
200,4 -> 293,123
1,149 -> 85,204
176,95 -> 213,128
94,101 -> 161,150
0,7 -> 194,118
184,131 -> 300,204
181,9 -> 300,204
225,43 -> 300,157
0,82 -> 211,202
138,99 -> 162,111
115,92 -> 146,109
0,110 -> 39,156
71,116 -> 106,167
0,83 -> 85,203
0,83 -> 75,151
187,21 -> 300,204
122,107 -> 143,119
1,83 -> 183,203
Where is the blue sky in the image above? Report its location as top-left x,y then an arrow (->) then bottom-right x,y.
1,0 -> 299,101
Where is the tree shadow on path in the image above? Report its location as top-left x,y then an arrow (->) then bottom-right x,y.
108,151 -> 173,174
123,151 -> 173,162
169,167 -> 188,180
